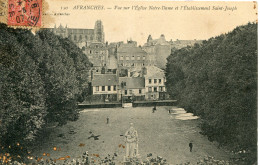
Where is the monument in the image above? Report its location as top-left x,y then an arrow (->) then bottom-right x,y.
124,123 -> 141,164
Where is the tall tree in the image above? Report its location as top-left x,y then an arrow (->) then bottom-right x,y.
166,23 -> 257,163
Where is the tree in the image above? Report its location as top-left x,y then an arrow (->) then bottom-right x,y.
0,23 -> 92,161
166,23 -> 257,163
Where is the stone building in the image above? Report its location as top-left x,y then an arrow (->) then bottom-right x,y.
117,40 -> 148,69
91,74 -> 118,102
143,34 -> 202,69
119,77 -> 145,102
143,66 -> 167,100
143,34 -> 171,69
48,20 -> 105,48
83,42 -> 108,70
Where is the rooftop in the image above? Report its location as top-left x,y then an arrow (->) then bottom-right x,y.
119,77 -> 145,89
117,46 -> 147,55
92,74 -> 118,86
145,66 -> 165,78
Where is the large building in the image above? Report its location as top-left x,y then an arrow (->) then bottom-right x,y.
143,34 -> 171,69
119,77 -> 145,101
143,34 -> 202,69
83,42 -> 108,69
91,74 -> 118,102
143,66 -> 167,100
48,20 -> 105,48
117,40 -> 148,69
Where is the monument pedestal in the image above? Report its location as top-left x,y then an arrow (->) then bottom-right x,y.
123,155 -> 142,165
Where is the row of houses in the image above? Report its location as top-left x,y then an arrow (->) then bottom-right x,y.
91,66 -> 168,102
49,20 -> 202,103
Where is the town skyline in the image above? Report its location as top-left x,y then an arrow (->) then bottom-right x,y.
44,1 -> 257,45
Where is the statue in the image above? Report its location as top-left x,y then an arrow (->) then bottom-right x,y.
124,123 -> 139,159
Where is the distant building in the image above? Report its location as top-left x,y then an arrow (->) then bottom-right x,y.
91,74 -> 118,101
83,42 -> 108,70
107,55 -> 118,70
143,34 -> 171,69
117,40 -> 148,69
143,66 -> 167,100
48,20 -> 105,48
172,39 -> 202,49
119,77 -> 145,101
143,34 -> 202,69
107,42 -> 124,70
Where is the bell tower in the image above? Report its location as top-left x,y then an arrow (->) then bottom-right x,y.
94,20 -> 105,43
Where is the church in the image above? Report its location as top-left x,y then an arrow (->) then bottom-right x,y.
48,20 -> 105,48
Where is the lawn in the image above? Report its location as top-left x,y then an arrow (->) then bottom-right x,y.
31,106 -> 231,164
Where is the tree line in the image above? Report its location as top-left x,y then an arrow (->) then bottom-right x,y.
166,23 -> 257,163
0,23 -> 91,161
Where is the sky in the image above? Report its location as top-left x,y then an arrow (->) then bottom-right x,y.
44,1 -> 257,45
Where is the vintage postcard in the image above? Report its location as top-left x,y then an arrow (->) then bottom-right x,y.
0,0 -> 257,164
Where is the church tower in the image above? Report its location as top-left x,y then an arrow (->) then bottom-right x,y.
94,20 -> 105,43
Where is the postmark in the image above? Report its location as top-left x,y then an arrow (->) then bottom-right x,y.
8,0 -> 42,27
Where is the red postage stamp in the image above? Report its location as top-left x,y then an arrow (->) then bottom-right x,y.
7,0 -> 42,27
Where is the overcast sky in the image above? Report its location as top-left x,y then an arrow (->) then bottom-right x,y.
44,1 -> 257,45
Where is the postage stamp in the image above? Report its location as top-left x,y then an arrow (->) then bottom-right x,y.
7,0 -> 42,27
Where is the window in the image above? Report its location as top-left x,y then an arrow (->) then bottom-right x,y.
90,50 -> 92,54
79,35 -> 82,40
159,86 -> 163,92
125,90 -> 127,95
154,87 -> 157,92
108,86 -> 111,91
143,56 -> 146,60
74,35 -> 77,41
132,56 -> 135,60
137,56 -> 140,60
102,86 -> 105,91
129,90 -> 132,95
154,79 -> 157,83
126,56 -> 129,60
113,85 -> 116,91
120,56 -> 124,60
149,79 -> 152,84
159,79 -> 162,83
148,87 -> 152,92
96,86 -> 99,91
139,89 -> 142,94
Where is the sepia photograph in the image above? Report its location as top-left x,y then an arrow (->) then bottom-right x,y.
0,0 -> 258,164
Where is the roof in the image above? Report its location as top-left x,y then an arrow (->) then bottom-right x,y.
117,46 -> 147,55
145,66 -> 165,78
88,57 -> 102,67
92,74 -> 118,86
119,77 -> 145,89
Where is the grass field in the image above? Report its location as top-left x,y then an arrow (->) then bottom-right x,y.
32,106 -> 232,164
